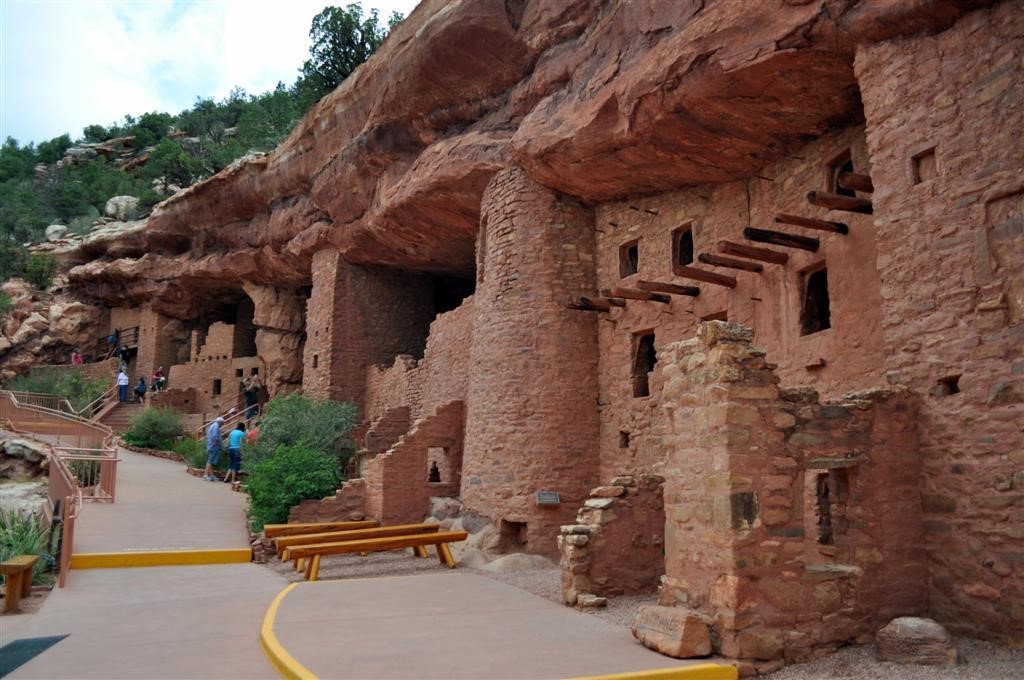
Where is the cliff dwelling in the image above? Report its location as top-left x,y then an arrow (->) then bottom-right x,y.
1,0 -> 1021,672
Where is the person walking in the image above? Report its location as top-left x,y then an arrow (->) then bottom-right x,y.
117,370 -> 130,402
203,417 -> 224,482
71,348 -> 83,366
152,366 -> 166,391
224,422 -> 246,484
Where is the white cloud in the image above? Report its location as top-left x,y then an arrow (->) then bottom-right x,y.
0,0 -> 419,144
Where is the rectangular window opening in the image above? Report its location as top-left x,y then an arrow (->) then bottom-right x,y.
619,239 -> 639,278
212,379 -> 222,396
815,469 -> 849,548
235,368 -> 243,378
913,148 -> 937,185
312,354 -> 319,369
800,267 -> 831,336
618,431 -> 630,448
499,520 -> 528,549
251,367 -> 259,375
827,149 -> 855,197
632,331 -> 657,398
934,375 -> 961,397
672,225 -> 694,266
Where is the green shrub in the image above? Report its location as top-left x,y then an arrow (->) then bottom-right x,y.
172,437 -> 227,470
122,407 -> 183,449
0,290 -> 12,320
248,392 -> 357,468
0,508 -> 55,584
23,252 -> 59,290
9,368 -> 108,413
247,441 -> 342,531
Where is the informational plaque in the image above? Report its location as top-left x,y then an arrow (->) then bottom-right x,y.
535,490 -> 561,506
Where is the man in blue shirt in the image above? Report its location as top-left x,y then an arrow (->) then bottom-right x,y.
203,417 -> 224,481
224,422 -> 246,485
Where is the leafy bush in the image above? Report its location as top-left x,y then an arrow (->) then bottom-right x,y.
23,252 -> 59,290
0,290 -> 12,320
9,368 -> 108,412
172,437 -> 227,470
122,407 -> 183,449
0,509 -> 54,584
248,392 -> 356,468
247,441 -> 342,530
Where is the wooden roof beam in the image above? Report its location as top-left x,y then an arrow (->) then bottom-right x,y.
743,227 -> 820,252
635,280 -> 700,297
717,240 -> 789,265
697,253 -> 763,273
672,265 -> 737,288
601,287 -> 671,303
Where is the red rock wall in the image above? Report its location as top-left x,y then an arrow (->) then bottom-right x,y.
363,400 -> 464,525
593,127 -> 885,481
658,322 -> 925,664
462,167 -> 600,555
856,2 -> 1024,644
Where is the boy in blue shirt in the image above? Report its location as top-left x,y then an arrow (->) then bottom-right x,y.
225,422 -> 246,484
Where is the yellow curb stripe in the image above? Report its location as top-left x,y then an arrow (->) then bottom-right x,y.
260,582 -> 318,680
568,663 -> 738,680
71,548 -> 252,568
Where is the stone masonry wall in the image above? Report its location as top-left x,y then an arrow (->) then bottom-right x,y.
658,322 -> 924,665
462,167 -> 601,556
593,126 -> 884,483
288,478 -> 367,524
166,356 -> 259,416
856,2 -> 1023,644
303,250 -> 435,414
363,400 -> 464,525
559,473 -> 665,603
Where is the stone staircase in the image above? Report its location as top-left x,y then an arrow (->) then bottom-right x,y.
100,402 -> 144,433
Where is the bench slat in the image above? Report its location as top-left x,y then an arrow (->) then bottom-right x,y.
264,520 -> 379,538
284,531 -> 468,561
275,523 -> 441,556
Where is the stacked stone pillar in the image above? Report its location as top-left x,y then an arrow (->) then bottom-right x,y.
462,167 -> 600,556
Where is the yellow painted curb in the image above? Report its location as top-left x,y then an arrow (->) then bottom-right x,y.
70,548 -> 252,569
260,582 -> 318,680
569,663 -> 738,680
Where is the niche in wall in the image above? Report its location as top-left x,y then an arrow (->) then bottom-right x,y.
800,267 -> 831,336
619,239 -> 640,278
632,331 -> 657,398
672,224 -> 694,266
827,149 -> 856,197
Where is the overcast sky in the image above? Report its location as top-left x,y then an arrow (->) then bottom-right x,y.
0,0 -> 419,145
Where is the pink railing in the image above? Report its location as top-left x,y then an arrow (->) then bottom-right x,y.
193,403 -> 259,441
1,390 -> 120,586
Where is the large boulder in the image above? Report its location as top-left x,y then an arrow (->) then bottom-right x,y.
104,195 -> 140,221
876,617 -> 957,665
632,606 -> 712,659
45,224 -> 68,241
0,435 -> 51,480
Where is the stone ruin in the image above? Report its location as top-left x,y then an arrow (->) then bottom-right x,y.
1,0 -> 1021,670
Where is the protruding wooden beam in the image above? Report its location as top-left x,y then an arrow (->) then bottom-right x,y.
636,280 -> 700,297
697,253 -> 763,273
601,287 -> 671,303
807,190 -> 872,214
743,227 -> 820,252
774,213 -> 848,235
566,296 -> 625,312
717,240 -> 789,265
837,171 -> 874,193
672,265 -> 737,289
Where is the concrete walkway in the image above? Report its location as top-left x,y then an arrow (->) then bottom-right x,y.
74,448 -> 251,553
6,448 -> 284,679
270,573 -> 706,679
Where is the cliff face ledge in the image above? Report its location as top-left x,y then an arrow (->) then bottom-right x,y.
62,0 -> 995,316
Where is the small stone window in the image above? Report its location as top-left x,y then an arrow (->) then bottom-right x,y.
619,431 -> 630,448
235,368 -> 243,378
632,331 -> 657,398
800,267 -> 831,336
912,147 -> 937,184
933,375 -> 961,397
827,149 -> 855,197
619,239 -> 640,278
312,354 -> 319,369
500,519 -> 528,548
672,225 -> 694,266
212,379 -> 222,396
428,461 -> 441,483
251,367 -> 259,375
815,470 -> 849,547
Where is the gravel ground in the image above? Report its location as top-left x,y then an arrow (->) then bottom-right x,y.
262,554 -> 1023,678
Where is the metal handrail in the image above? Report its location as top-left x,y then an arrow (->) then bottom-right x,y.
193,403 -> 259,441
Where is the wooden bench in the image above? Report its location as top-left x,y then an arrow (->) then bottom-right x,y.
263,520 -> 379,539
275,523 -> 442,558
283,531 -> 469,581
1,555 -> 39,613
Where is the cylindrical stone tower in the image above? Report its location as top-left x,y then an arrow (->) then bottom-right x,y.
462,167 -> 601,556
